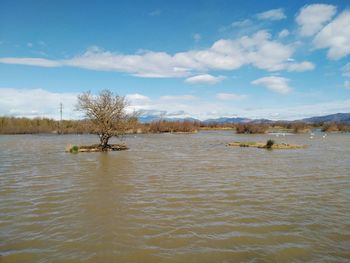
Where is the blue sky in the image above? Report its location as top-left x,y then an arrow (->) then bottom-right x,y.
0,0 -> 350,120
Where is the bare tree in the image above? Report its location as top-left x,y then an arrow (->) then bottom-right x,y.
76,90 -> 128,150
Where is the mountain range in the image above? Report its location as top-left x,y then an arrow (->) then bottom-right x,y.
301,113 -> 350,124
139,113 -> 350,124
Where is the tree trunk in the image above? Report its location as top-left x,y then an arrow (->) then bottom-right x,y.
99,133 -> 111,151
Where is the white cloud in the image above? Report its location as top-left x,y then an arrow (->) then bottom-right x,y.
0,57 -> 61,67
0,88 -> 78,119
231,19 -> 252,28
313,10 -> 350,60
257,8 -> 286,21
224,19 -> 263,37
278,29 -> 289,38
287,61 -> 315,72
185,74 -> 225,85
216,93 -> 247,100
251,76 -> 291,94
127,93 -> 202,119
344,80 -> 350,90
27,42 -> 33,48
125,94 -> 152,112
64,48 -> 185,78
296,4 -> 337,36
342,63 -> 350,77
0,30 -> 314,77
126,93 -> 151,104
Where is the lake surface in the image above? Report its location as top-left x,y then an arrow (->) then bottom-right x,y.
1,131 -> 349,262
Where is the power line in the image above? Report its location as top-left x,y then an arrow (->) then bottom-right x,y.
60,103 -> 63,122
59,103 -> 63,134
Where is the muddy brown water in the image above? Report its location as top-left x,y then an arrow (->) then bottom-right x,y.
1,131 -> 349,262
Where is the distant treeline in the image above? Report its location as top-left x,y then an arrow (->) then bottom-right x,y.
0,116 -> 350,135
0,117 -> 92,134
233,122 -> 350,133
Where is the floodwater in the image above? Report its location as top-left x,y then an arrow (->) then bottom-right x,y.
0,131 -> 349,262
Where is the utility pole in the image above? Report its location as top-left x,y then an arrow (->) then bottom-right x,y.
59,103 -> 63,134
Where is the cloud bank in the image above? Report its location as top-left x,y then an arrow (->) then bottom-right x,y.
296,4 -> 337,36
0,88 -> 78,119
313,10 -> 350,60
0,30 -> 314,79
1,88 -> 350,121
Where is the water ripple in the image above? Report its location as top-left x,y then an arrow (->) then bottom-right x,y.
0,132 -> 349,262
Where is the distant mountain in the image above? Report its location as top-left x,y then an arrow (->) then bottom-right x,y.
138,115 -> 161,123
250,119 -> 274,124
138,115 -> 200,123
202,117 -> 251,124
301,113 -> 350,124
138,113 -> 350,124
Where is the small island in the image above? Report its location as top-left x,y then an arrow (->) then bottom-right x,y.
65,90 -> 132,153
228,140 -> 307,149
66,144 -> 128,153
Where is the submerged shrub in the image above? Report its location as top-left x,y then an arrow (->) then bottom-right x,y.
70,145 -> 79,153
266,139 -> 275,149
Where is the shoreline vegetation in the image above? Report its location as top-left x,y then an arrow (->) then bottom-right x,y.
1,116 -> 350,135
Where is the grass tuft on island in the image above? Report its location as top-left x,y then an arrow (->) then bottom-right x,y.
65,144 -> 128,153
228,140 -> 307,149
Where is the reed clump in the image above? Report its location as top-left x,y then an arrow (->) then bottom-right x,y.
235,123 -> 269,134
148,120 -> 199,133
322,122 -> 350,132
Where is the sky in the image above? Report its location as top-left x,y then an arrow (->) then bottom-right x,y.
0,0 -> 350,120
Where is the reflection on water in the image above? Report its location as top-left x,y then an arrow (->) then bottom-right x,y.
0,131 -> 349,262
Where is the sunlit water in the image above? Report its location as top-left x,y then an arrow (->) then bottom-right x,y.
0,131 -> 349,262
